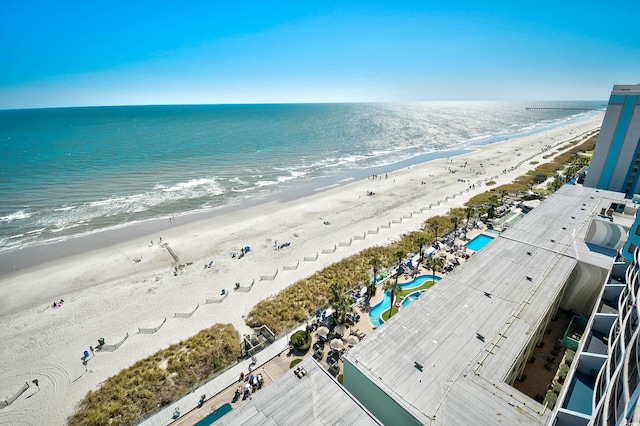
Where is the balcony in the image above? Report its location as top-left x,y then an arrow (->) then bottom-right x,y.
562,371 -> 596,415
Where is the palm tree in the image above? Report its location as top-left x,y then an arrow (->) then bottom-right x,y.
383,277 -> 402,319
428,220 -> 441,246
328,282 -> 344,304
369,257 -> 382,284
328,282 -> 351,323
416,236 -> 427,263
424,256 -> 444,284
394,250 -> 406,272
333,294 -> 352,324
465,206 -> 475,228
451,216 -> 460,237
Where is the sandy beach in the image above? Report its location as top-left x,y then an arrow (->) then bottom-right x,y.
0,115 -> 602,425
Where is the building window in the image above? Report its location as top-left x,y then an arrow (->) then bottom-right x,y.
629,243 -> 637,255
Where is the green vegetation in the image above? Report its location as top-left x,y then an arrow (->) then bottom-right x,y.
68,324 -> 240,426
544,390 -> 558,409
289,330 -> 312,353
247,133 -> 599,336
564,349 -> 575,366
68,130 -> 600,425
290,358 -> 303,369
381,277 -> 440,320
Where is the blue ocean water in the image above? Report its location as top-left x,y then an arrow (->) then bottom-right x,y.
0,101 -> 603,252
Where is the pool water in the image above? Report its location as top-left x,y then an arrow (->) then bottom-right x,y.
194,403 -> 233,425
401,291 -> 425,308
369,275 -> 440,328
465,234 -> 495,252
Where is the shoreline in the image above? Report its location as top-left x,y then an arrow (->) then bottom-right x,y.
0,114 -> 602,425
0,109 -> 600,274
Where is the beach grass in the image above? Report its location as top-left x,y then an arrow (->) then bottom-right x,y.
246,132 -> 599,335
68,324 -> 240,426
67,131 -> 599,425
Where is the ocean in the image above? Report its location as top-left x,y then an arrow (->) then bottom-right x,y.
0,101 -> 603,253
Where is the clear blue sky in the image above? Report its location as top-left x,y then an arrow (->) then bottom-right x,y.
1,1 -> 639,109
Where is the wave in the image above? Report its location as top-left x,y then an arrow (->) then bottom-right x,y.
1,210 -> 33,223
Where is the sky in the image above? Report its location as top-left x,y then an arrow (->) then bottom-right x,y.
1,1 -> 639,109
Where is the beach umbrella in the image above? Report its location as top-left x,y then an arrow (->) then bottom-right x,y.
333,324 -> 346,338
330,338 -> 344,351
345,335 -> 360,345
317,326 -> 330,338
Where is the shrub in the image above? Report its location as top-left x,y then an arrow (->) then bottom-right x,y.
337,374 -> 344,384
564,349 -> 575,365
485,180 -> 496,186
290,358 -> 303,369
533,174 -> 548,185
544,390 -> 558,409
290,330 -> 312,353
558,364 -> 570,381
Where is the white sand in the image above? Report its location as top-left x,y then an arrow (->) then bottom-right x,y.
0,115 -> 602,425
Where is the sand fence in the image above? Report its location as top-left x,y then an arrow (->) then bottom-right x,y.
205,293 -> 229,304
259,270 -> 278,281
322,245 -> 337,254
283,261 -> 300,271
235,279 -> 255,293
138,317 -> 167,334
100,333 -> 129,352
0,382 -> 30,408
174,304 -> 200,318
304,252 -> 319,262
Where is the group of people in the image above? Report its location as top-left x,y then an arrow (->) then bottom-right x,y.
235,372 -> 264,400
52,299 -> 64,309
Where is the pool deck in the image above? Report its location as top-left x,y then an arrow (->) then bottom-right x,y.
154,227 -> 492,425
360,225 -> 491,328
164,314 -> 375,426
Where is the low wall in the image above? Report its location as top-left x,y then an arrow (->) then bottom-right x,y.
322,245 -> 337,254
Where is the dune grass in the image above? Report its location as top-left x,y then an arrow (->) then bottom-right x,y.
68,324 -> 240,426
246,132 -> 599,335
68,131 -> 599,425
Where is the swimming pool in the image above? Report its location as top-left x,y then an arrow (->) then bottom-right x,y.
401,290 -> 425,308
464,234 -> 494,252
369,275 -> 440,328
194,403 -> 233,425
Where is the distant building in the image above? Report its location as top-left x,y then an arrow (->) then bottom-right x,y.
584,84 -> 640,197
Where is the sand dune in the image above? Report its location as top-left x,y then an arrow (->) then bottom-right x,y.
0,115 -> 602,425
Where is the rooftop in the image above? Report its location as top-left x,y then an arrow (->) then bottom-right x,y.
344,185 -> 628,425
216,357 -> 381,425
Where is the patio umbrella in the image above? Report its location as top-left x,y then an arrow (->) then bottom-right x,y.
333,324 -> 346,338
344,335 -> 360,345
330,338 -> 344,351
317,326 -> 330,338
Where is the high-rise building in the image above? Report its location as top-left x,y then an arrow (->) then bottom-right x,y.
584,84 -> 640,197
